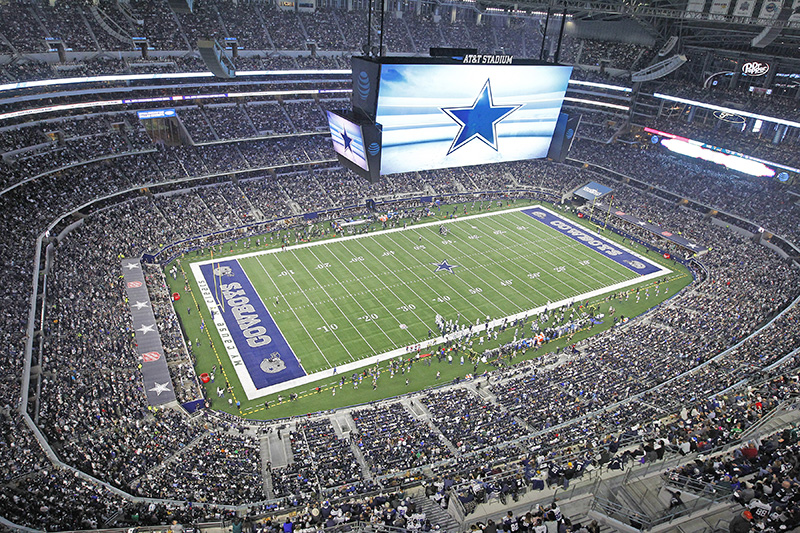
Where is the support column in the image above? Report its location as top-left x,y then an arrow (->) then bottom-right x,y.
773,124 -> 787,144
729,60 -> 742,89
763,64 -> 776,88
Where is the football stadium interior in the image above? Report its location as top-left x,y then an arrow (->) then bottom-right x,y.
2,0 -> 800,532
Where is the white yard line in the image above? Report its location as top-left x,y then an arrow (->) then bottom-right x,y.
348,238 -> 432,336
256,254 -> 340,367
191,205 -> 558,267
235,264 -> 671,400
472,217 -> 592,295
418,226 -> 541,309
303,245 -> 408,346
377,231 -> 505,319
489,213 -> 631,287
390,229 -> 506,318
292,247 -> 387,353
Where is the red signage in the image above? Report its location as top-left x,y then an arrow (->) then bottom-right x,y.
142,351 -> 161,362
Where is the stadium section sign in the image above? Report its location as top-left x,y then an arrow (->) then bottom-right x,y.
574,181 -> 613,201
137,108 -> 177,120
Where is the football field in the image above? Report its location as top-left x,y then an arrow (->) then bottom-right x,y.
190,205 -> 671,399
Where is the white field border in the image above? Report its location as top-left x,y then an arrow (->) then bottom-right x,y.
190,204 -> 672,400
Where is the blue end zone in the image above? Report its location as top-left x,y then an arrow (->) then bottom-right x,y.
522,207 -> 662,276
199,260 -> 306,389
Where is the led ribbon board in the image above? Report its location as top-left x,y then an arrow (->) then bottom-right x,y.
644,127 -> 800,179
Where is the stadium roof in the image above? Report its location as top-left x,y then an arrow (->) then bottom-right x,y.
468,0 -> 800,61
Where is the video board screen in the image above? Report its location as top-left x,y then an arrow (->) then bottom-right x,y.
373,63 -> 572,175
644,127 -> 799,183
326,110 -> 369,172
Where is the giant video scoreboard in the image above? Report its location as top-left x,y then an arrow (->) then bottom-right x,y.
325,55 -> 572,181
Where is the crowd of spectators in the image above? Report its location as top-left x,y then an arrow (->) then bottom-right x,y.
144,263 -> 204,403
353,402 -> 454,476
3,8 -> 800,529
270,418 -> 366,506
269,490 -> 429,533
300,419 -> 363,491
246,102 -> 295,135
0,130 -> 798,528
642,112 -> 800,172
578,40 -> 649,71
134,429 -> 263,504
420,388 -> 523,454
0,467 -> 131,531
0,0 -> 657,80
571,140 -> 800,243
666,416 -> 800,532
651,78 -> 800,123
203,105 -> 258,140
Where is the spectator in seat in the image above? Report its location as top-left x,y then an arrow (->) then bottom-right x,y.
728,510 -> 753,533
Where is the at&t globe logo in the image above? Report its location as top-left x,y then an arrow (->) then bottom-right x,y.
357,71 -> 371,101
367,142 -> 380,156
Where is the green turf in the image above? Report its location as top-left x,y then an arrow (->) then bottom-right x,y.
231,208 -> 643,374
166,200 -> 693,419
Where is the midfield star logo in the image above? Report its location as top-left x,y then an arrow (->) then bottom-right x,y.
431,260 -> 460,274
441,79 -> 521,155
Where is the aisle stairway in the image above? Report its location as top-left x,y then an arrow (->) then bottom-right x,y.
414,494 -> 461,533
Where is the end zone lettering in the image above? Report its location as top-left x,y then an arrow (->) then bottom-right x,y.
522,206 -> 664,276
549,219 -> 622,257
192,259 -> 306,397
462,54 -> 514,65
219,282 -> 272,348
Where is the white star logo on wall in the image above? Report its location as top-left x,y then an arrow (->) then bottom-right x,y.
148,382 -> 172,396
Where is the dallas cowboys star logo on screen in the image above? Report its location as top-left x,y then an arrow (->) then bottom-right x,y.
432,260 -> 459,274
342,129 -> 353,152
441,79 -> 522,155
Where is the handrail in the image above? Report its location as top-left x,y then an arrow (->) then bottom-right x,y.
664,472 -> 734,496
592,483 -> 734,531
